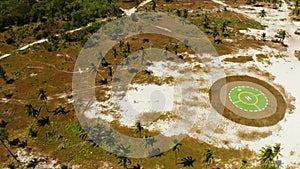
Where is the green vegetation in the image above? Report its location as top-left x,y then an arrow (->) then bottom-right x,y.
0,0 -> 120,30
0,0 -> 291,168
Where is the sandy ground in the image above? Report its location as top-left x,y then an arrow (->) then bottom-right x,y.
86,1 -> 300,168
1,0 -> 300,168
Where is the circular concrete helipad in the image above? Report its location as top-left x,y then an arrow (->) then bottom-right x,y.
210,75 -> 287,127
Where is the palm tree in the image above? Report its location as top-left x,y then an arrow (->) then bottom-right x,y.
278,30 -> 286,44
54,104 -> 67,115
25,104 -> 40,120
202,13 -> 210,29
0,120 -> 8,128
164,46 -> 169,56
202,149 -> 215,169
183,9 -> 188,18
112,47 -> 117,58
152,0 -> 156,10
212,26 -> 219,41
259,146 -> 275,168
261,32 -> 266,41
37,88 -> 48,112
119,41 -> 124,48
117,156 -> 131,169
259,9 -> 267,18
176,9 -> 181,17
126,42 -> 130,53
134,121 -> 143,138
221,21 -> 228,34
239,158 -> 250,169
273,143 -> 281,160
0,127 -> 19,162
107,66 -> 113,78
79,129 -> 89,141
172,139 -> 182,164
174,45 -> 179,55
114,144 -> 131,169
179,156 -> 196,167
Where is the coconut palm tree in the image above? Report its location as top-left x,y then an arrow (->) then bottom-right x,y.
259,145 -> 275,168
183,9 -> 188,18
172,139 -> 182,164
54,104 -> 67,115
164,46 -> 169,56
261,32 -> 266,41
202,13 -> 210,29
79,129 -> 88,141
176,9 -> 181,17
134,121 -> 143,138
239,158 -> 250,169
126,42 -> 131,53
202,149 -> 215,169
25,104 -> 40,120
273,143 -> 281,160
107,66 -> 113,78
0,120 -> 8,128
179,156 -> 196,167
117,156 -> 131,169
0,127 -> 19,162
114,144 -> 131,169
37,88 -> 48,112
221,21 -> 228,34
112,47 -> 117,58
212,26 -> 219,42
278,30 -> 286,44
259,9 -> 267,18
152,0 -> 156,10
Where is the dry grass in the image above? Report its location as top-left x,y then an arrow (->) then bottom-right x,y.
237,130 -> 272,141
223,55 -> 253,63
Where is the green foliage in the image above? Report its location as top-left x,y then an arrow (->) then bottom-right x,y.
259,143 -> 281,169
0,0 -> 120,30
54,105 -> 67,115
7,162 -> 15,169
202,149 -> 215,166
61,164 -> 68,169
25,103 -> 40,119
0,127 -> 9,142
27,125 -> 38,137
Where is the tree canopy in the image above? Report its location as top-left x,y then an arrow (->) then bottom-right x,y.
0,0 -> 121,30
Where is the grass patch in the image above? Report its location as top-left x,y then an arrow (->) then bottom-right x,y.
238,130 -> 272,141
223,55 -> 253,63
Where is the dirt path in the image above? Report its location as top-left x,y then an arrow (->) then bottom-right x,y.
0,0 -> 152,61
